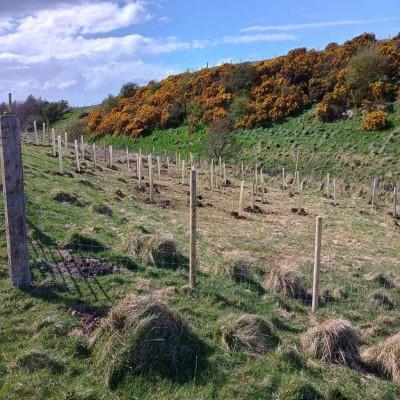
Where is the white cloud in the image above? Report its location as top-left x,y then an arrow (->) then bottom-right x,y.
216,33 -> 295,44
242,17 -> 399,32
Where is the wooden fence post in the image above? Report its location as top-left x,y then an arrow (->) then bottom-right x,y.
282,168 -> 285,189
0,113 -> 31,286
241,161 -> 244,181
93,143 -> 97,169
239,181 -> 244,216
42,122 -> 46,144
148,154 -> 153,202
138,155 -> 142,188
251,179 -> 255,210
393,185 -> 397,218
126,146 -> 130,169
333,179 -> 337,206
109,145 -> 113,168
64,132 -> 68,150
312,216 -> 323,313
210,160 -> 214,190
157,155 -> 161,180
189,168 -> 197,289
57,135 -> 63,174
80,136 -> 85,160
34,120 -> 38,144
51,128 -> 56,156
260,169 -> 265,204
74,140 -> 80,172
223,162 -> 227,186
371,178 -> 377,208
326,173 -> 330,198
181,160 -> 185,185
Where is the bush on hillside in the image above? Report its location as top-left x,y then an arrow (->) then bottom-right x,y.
361,111 -> 388,131
206,116 -> 234,158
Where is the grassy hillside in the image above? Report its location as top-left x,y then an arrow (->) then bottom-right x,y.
52,105 -> 97,131
1,140 -> 400,399
97,102 -> 400,185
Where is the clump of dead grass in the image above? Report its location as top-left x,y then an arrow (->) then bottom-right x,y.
90,294 -> 198,388
264,266 -> 306,299
301,319 -> 360,366
361,333 -> 400,382
129,234 -> 185,268
52,189 -> 83,206
368,290 -> 395,310
221,314 -> 279,355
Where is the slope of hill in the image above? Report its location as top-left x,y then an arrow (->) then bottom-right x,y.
2,140 -> 400,399
87,33 -> 400,138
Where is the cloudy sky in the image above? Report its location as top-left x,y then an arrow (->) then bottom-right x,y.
1,0 -> 399,106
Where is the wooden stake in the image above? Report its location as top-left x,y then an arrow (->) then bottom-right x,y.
148,154 -> 153,202
51,128 -> 56,156
333,179 -> 337,206
157,155 -> 161,179
33,120 -> 38,144
126,146 -> 130,169
239,181 -> 244,216
282,167 -> 285,189
312,216 -> 323,313
181,160 -> 185,185
0,113 -> 31,286
80,136 -> 85,160
210,160 -> 214,190
223,162 -> 227,186
189,168 -> 197,289
57,135 -> 63,174
260,169 -> 265,204
74,140 -> 80,172
93,143 -> 97,169
251,179 -> 255,210
64,132 -> 68,150
393,185 -> 397,218
326,173 -> 330,198
109,145 -> 113,168
8,93 -> 12,113
138,155 -> 142,188
241,161 -> 244,181
372,178 -> 377,208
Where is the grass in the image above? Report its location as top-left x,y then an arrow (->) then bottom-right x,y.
51,105 -> 97,131
1,132 -> 400,398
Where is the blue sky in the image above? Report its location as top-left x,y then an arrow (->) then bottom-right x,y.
0,0 -> 399,106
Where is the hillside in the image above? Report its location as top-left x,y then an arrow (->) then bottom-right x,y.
87,33 -> 400,138
2,137 -> 400,399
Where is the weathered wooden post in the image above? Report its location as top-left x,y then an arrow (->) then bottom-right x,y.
181,160 -> 185,185
8,93 -> 12,112
0,112 -> 31,287
282,168 -> 285,189
157,155 -> 161,180
109,145 -> 113,169
57,135 -> 63,174
239,181 -> 244,216
34,120 -> 38,145
80,136 -> 85,160
74,140 -> 80,172
210,160 -> 214,190
333,179 -> 337,206
126,146 -> 130,169
312,216 -> 323,313
51,128 -> 56,156
93,143 -> 97,169
223,162 -> 227,186
64,132 -> 68,150
254,168 -> 258,194
260,169 -> 265,204
241,161 -> 244,181
294,149 -> 299,180
296,171 -> 300,193
189,168 -> 197,289
42,122 -> 46,144
393,185 -> 397,218
148,154 -> 153,202
251,179 -> 255,211
371,178 -> 377,208
326,173 -> 330,198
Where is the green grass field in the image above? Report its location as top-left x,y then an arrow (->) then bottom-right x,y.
1,135 -> 400,399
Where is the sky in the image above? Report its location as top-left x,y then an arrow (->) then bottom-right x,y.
1,0 -> 399,106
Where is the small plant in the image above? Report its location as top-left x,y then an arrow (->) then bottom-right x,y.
361,110 -> 388,131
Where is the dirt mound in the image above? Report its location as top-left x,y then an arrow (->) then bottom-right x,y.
57,258 -> 119,278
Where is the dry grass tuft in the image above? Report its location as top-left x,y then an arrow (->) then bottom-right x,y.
361,333 -> 400,382
364,272 -> 394,288
264,266 -> 306,299
368,290 -> 395,310
129,234 -> 184,268
52,189 -> 82,206
222,251 -> 259,283
91,294 -> 198,388
301,319 -> 360,366
221,314 -> 279,355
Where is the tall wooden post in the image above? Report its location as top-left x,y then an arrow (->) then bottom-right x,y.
333,179 -> 337,206
57,135 -> 63,174
0,113 -> 31,287
157,155 -> 161,180
80,136 -> 85,160
251,180 -> 255,210
126,146 -> 130,169
326,173 -> 330,198
109,145 -> 113,168
51,128 -> 56,156
33,120 -> 38,144
210,160 -> 214,190
189,168 -> 197,289
223,162 -> 227,186
181,160 -> 185,185
282,168 -> 285,189
148,154 -> 153,202
371,178 -> 377,208
42,122 -> 46,144
393,185 -> 397,218
312,216 -> 323,313
261,169 -> 265,204
241,161 -> 244,181
93,143 -> 97,169
8,93 -> 12,113
64,132 -> 68,150
138,155 -> 142,188
239,181 -> 244,216
74,140 -> 80,172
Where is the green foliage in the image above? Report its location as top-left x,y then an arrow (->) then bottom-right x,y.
119,82 -> 139,98
42,100 -> 70,125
